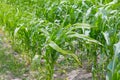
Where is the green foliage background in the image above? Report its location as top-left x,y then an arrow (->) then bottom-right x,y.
0,0 -> 120,80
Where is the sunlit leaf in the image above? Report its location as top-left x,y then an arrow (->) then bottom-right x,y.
14,27 -> 20,37
114,41 -> 120,56
67,32 -> 103,46
102,31 -> 110,45
49,41 -> 82,66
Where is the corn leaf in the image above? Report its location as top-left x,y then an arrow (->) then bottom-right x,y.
49,41 -> 82,66
68,32 -> 103,46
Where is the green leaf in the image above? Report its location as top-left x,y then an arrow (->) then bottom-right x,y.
40,28 -> 50,37
71,23 -> 93,31
102,31 -> 110,45
107,41 -> 120,80
49,41 -> 82,66
67,32 -> 103,46
14,27 -> 20,37
114,41 -> 120,56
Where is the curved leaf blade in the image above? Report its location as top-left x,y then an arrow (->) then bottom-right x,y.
49,41 -> 82,66
68,32 -> 103,46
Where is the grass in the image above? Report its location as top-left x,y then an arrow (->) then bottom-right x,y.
0,41 -> 25,78
0,0 -> 120,80
0,51 -> 25,76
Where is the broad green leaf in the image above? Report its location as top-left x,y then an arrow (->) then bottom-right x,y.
107,41 -> 120,80
67,32 -> 103,46
49,41 -> 82,66
40,28 -> 50,40
40,28 -> 49,37
14,27 -> 20,37
107,61 -> 115,72
72,23 -> 92,30
86,7 -> 92,17
114,41 -> 120,56
102,31 -> 110,45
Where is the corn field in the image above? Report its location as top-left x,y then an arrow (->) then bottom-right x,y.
0,0 -> 120,80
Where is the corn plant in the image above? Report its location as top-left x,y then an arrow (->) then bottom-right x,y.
0,0 -> 120,80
